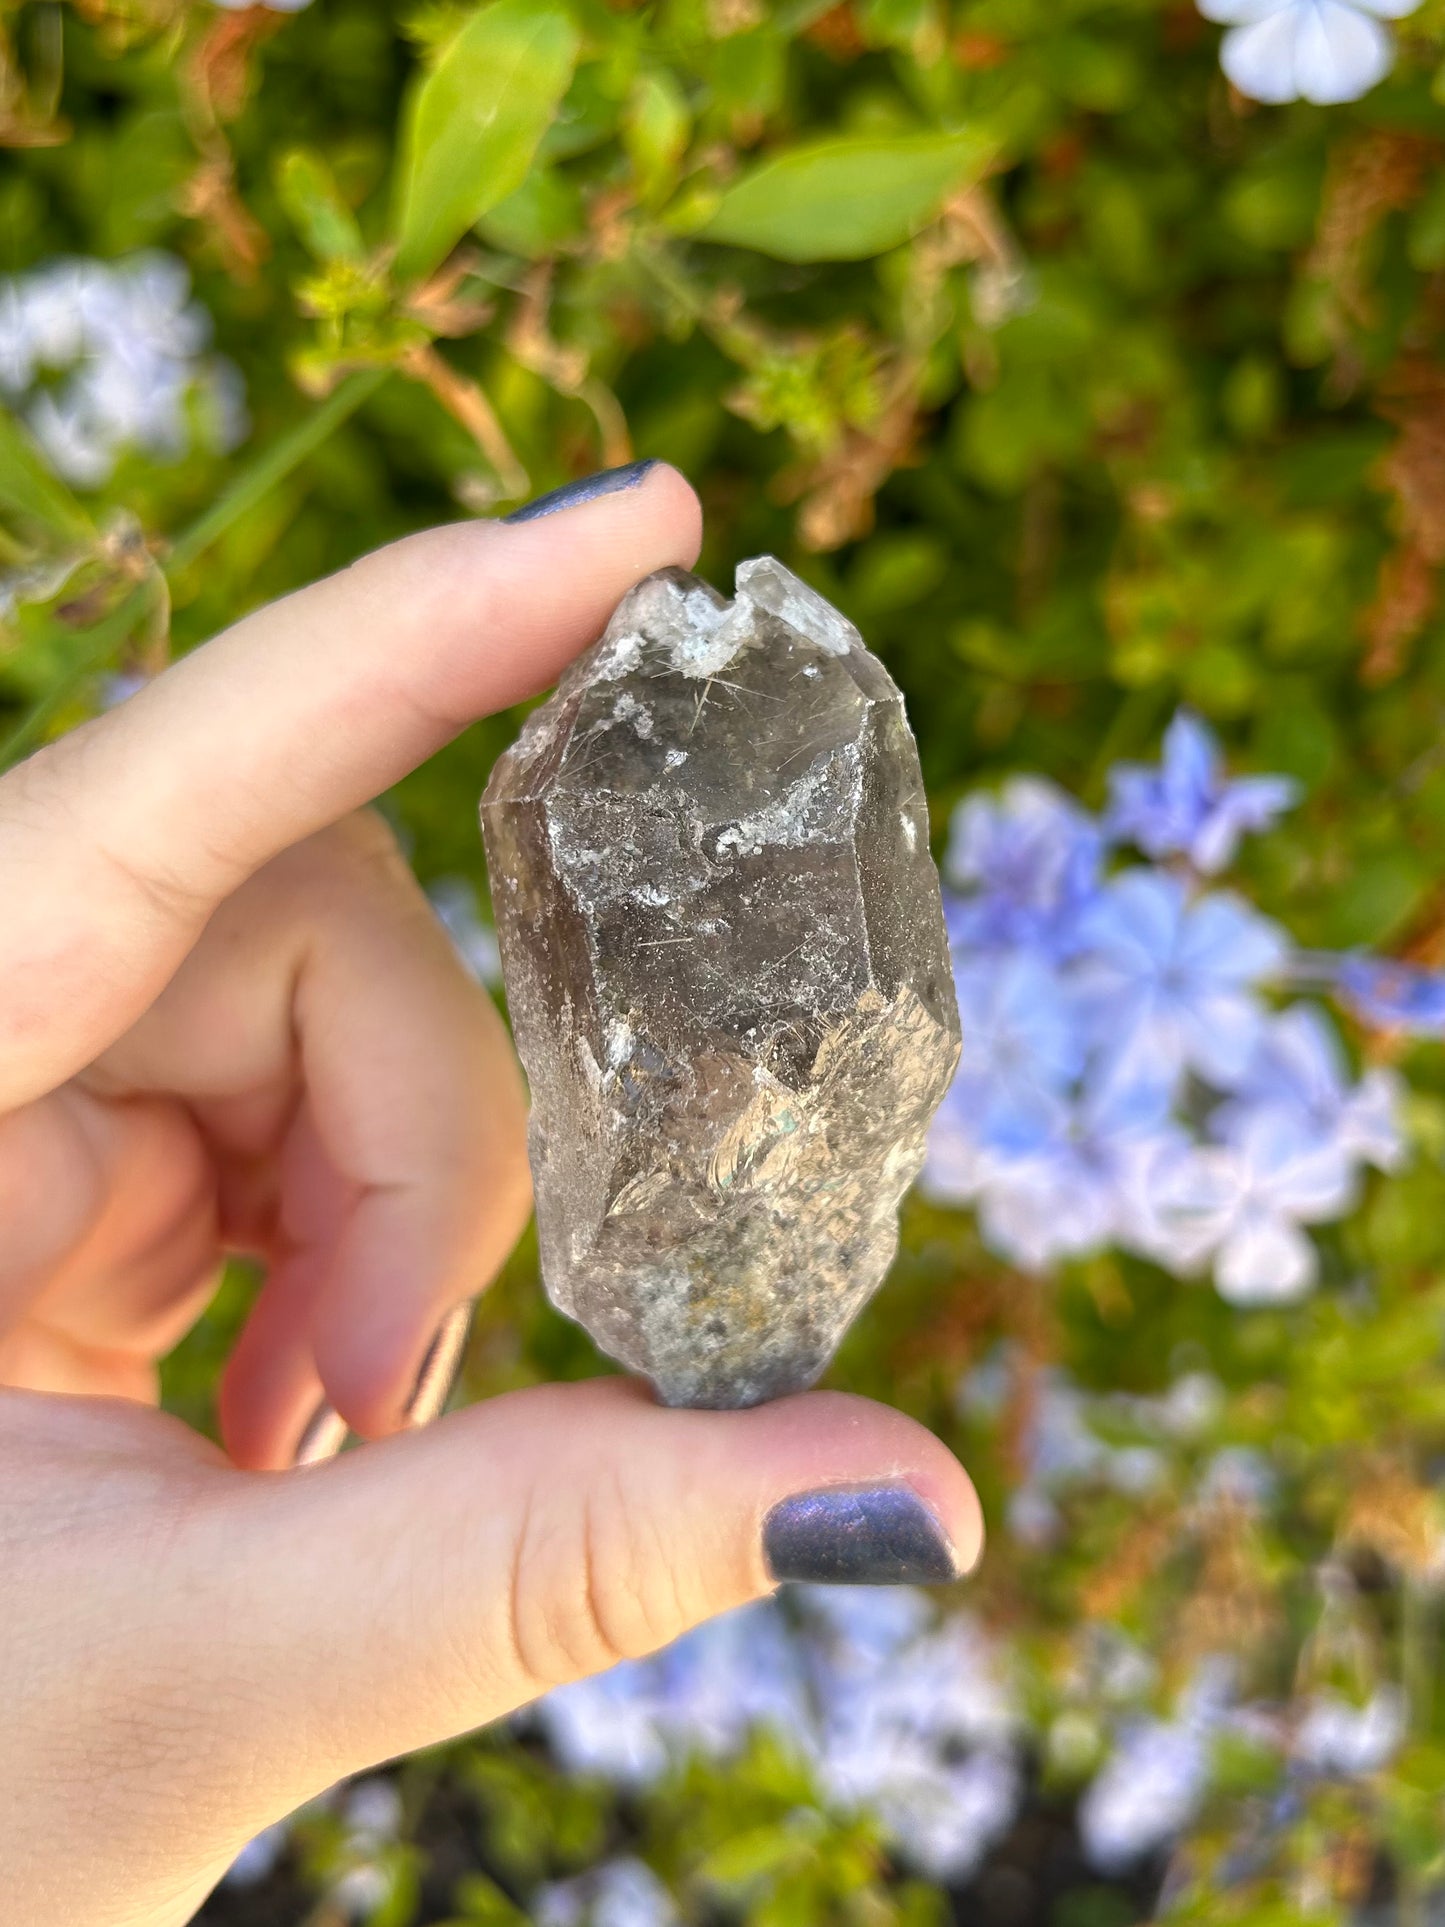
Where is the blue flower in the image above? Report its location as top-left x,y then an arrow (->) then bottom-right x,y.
1106,711 -> 1298,876
536,1859 -> 679,1927
1294,1688 -> 1406,1779
1150,1106 -> 1358,1305
1335,955 -> 1445,1037
1214,1004 -> 1403,1174
1078,1715 -> 1210,1873
924,952 -> 1083,1204
966,1088 -> 1187,1275
1073,872 -> 1287,1097
1197,0 -> 1420,108
946,776 -> 1102,955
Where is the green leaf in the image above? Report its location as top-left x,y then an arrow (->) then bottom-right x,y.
696,129 -> 996,261
0,405 -> 93,540
475,168 -> 584,257
392,0 -> 579,285
623,67 -> 691,206
277,148 -> 365,263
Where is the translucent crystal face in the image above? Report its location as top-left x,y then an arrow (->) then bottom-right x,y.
482,558 -> 961,1409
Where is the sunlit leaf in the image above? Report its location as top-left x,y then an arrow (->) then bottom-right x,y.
0,405 -> 93,540
277,149 -> 365,263
697,129 -> 997,261
392,0 -> 579,284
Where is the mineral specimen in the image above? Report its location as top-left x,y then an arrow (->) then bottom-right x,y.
481,558 -> 961,1409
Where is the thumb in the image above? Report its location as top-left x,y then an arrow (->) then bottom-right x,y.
198,1379 -> 983,1802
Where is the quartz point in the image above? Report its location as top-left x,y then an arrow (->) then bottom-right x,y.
481,557 -> 961,1409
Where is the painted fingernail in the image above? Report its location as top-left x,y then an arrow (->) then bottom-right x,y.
502,459 -> 659,524
292,1400 -> 348,1468
403,1302 -> 472,1427
762,1484 -> 962,1587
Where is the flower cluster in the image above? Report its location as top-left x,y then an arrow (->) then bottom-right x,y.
532,1586 -> 1023,1886
536,1857 -> 679,1927
0,253 -> 245,488
228,1546 -> 1413,1909
923,712 -> 1414,1306
1196,0 -> 1423,106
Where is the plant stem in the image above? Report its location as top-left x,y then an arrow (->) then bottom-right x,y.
0,583 -> 149,766
165,367 -> 390,576
0,367 -> 391,768
1399,1575 -> 1434,1927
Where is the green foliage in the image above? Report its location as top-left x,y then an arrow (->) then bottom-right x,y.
8,0 -> 1445,1919
0,403 -> 92,540
699,130 -> 997,260
391,0 -> 579,283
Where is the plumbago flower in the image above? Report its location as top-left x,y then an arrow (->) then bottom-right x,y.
1074,872 -> 1287,1097
1107,711 -> 1298,875
1196,0 -> 1423,106
530,1590 -> 1024,1884
535,1859 -> 679,1927
947,776 -> 1102,954
1335,955 -> 1445,1035
924,714 -> 1414,1305
0,253 -> 245,487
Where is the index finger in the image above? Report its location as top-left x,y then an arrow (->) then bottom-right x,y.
0,463 -> 701,1112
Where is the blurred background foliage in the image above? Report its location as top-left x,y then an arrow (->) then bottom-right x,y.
11,0 -> 1445,1920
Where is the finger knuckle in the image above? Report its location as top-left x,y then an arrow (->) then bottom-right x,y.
507,1471 -> 683,1690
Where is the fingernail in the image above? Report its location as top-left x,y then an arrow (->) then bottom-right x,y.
502,459 -> 659,524
762,1483 -> 962,1587
292,1400 -> 348,1468
403,1302 -> 472,1427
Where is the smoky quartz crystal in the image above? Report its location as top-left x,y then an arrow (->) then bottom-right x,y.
481,557 -> 961,1408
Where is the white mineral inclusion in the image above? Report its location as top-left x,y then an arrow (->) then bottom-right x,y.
626,556 -> 862,681
736,555 -> 862,659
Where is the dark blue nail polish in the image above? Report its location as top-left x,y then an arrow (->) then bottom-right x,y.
503,460 -> 659,524
763,1484 -> 960,1587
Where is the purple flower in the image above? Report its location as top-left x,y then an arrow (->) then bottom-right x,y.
1074,872 -> 1287,1098
1335,956 -> 1445,1037
1106,712 -> 1298,876
946,777 -> 1102,955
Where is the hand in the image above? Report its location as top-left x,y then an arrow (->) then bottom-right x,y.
0,464 -> 983,1927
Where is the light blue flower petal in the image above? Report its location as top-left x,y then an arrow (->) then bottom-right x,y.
1295,0 -> 1394,102
1221,14 -> 1308,101
1077,870 -> 1185,968
1177,891 -> 1287,985
1215,1209 -> 1317,1305
1197,0 -> 1293,19
1227,1104 -> 1358,1218
1180,987 -> 1268,1086
1337,956 -> 1445,1035
1161,710 -> 1218,808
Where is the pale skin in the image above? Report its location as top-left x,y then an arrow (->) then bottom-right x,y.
0,465 -> 983,1927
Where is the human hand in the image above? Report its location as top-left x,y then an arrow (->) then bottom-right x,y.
0,463 -> 983,1926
